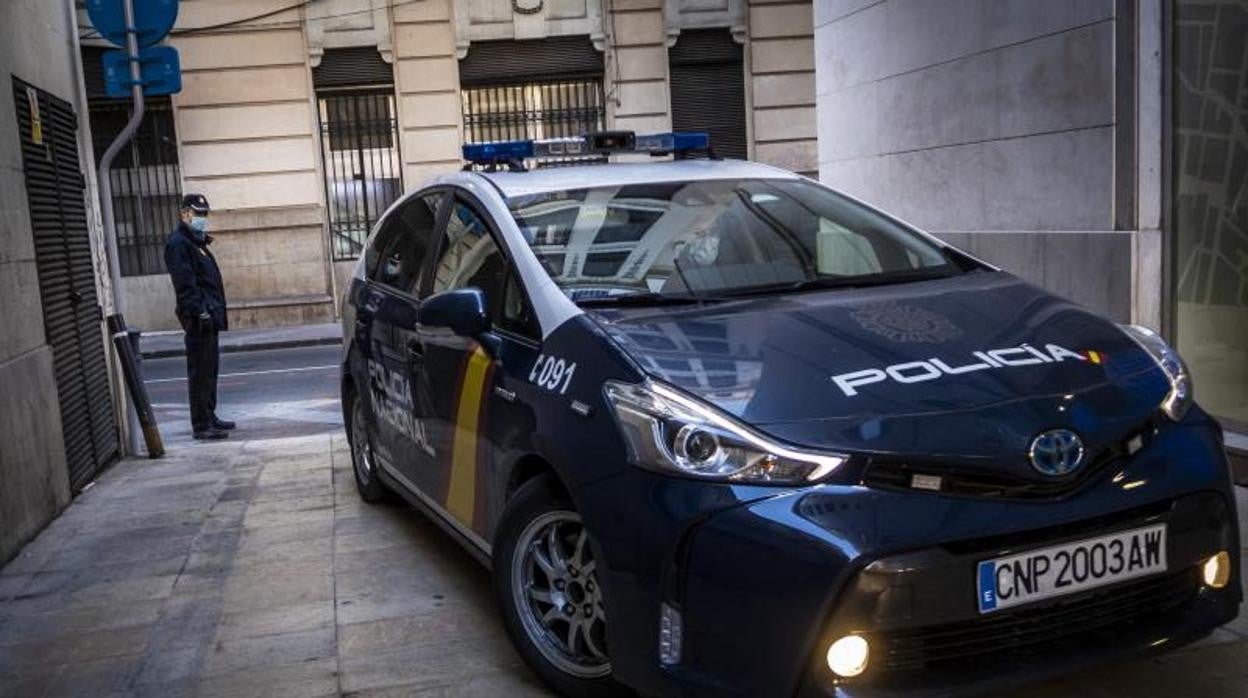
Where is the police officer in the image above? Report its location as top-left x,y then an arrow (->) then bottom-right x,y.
165,194 -> 235,440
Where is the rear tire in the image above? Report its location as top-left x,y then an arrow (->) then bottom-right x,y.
493,475 -> 631,698
347,390 -> 389,504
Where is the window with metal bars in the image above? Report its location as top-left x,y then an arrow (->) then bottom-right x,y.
462,79 -> 606,164
316,89 -> 404,262
87,99 -> 183,277
458,37 -> 606,167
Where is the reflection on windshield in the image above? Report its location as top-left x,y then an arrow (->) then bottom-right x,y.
601,316 -> 762,415
508,179 -> 955,303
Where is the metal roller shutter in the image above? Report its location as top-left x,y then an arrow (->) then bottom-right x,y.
458,36 -> 603,86
668,29 -> 748,160
81,46 -> 109,100
312,46 -> 395,90
12,78 -> 119,491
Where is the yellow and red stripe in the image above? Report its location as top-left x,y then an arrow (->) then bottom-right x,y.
445,346 -> 493,529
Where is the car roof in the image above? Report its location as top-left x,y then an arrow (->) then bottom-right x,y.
477,159 -> 802,199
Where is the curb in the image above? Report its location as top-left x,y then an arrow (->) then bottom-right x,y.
141,335 -> 342,360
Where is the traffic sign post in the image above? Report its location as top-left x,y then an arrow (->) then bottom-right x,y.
87,0 -> 181,459
103,46 -> 181,98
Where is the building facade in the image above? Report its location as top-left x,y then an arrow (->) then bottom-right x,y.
2,0 -> 119,562
78,0 -> 817,332
814,0 -> 1247,441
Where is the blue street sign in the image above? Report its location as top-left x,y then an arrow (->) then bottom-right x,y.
86,0 -> 179,49
103,46 -> 182,98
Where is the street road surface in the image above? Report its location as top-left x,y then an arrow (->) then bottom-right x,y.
143,344 -> 342,442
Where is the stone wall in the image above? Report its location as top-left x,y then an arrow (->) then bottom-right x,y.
392,0 -> 465,190
78,1 -> 820,329
168,1 -> 333,329
749,0 -> 817,174
0,0 -> 84,562
609,0 -> 674,136
814,0 -> 1132,320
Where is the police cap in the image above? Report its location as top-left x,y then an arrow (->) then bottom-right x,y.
180,193 -> 211,214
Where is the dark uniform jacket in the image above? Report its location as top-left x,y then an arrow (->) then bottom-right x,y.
164,222 -> 228,332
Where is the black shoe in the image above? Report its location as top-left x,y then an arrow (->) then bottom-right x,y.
193,428 -> 229,440
212,418 -> 236,430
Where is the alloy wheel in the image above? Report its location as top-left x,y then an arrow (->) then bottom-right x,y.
511,510 -> 610,678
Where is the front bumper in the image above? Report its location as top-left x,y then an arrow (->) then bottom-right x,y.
798,492 -> 1239,697
582,412 -> 1241,697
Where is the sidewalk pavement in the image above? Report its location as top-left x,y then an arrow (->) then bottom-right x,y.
1,427 -> 1246,696
140,322 -> 342,359
0,430 -> 548,697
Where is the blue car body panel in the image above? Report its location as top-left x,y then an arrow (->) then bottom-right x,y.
341,176 -> 1241,697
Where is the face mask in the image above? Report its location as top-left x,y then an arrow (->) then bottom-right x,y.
188,216 -> 209,238
686,235 -> 720,266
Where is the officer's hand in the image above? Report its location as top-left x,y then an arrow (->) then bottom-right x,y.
198,312 -> 212,329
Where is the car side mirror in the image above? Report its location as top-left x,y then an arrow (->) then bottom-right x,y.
419,288 -> 490,337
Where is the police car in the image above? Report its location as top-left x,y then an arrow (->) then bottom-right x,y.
340,131 -> 1240,696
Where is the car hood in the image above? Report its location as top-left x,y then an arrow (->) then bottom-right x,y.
589,271 -> 1170,462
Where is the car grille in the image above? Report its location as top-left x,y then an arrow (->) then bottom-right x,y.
860,419 -> 1160,500
870,570 -> 1199,674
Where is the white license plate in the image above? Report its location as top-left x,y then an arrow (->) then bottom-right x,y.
976,523 -> 1167,614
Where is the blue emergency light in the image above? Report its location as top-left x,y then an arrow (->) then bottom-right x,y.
462,131 -> 711,168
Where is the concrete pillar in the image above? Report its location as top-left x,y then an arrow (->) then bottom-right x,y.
748,0 -> 817,174
606,0 -> 673,135
393,0 -> 464,188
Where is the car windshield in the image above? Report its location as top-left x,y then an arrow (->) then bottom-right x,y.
506,178 -> 960,305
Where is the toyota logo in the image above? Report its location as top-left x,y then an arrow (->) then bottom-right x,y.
1028,429 -> 1085,476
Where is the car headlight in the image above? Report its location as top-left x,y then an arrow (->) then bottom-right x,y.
603,380 -> 845,484
1120,324 -> 1193,421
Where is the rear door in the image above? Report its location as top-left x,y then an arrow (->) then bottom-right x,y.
416,193 -> 544,540
362,191 -> 444,487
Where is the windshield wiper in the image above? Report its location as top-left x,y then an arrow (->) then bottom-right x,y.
576,292 -> 717,308
718,268 -> 960,298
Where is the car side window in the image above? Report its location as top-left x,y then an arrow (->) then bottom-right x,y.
363,216 -> 398,281
372,192 -> 442,295
431,197 -> 538,337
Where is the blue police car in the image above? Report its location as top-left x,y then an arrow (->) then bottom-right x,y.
340,132 -> 1240,696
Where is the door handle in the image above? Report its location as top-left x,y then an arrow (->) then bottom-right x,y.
493,386 -> 516,403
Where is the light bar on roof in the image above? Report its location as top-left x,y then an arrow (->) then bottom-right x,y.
461,139 -> 535,164
461,130 -> 711,166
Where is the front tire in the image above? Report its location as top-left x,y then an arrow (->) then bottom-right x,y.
494,475 -> 629,697
347,391 -> 388,503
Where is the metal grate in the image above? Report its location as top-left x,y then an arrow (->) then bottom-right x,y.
87,99 -> 182,277
462,79 -> 606,165
316,89 -> 403,262
459,37 -> 603,87
14,77 -> 119,490
312,46 -> 394,90
861,420 -> 1158,500
669,29 -> 747,160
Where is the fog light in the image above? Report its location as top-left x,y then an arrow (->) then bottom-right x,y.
1202,551 -> 1230,589
658,602 -> 683,665
826,634 -> 869,678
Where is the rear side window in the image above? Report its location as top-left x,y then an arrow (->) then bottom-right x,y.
431,198 -> 538,337
369,192 -> 442,296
